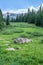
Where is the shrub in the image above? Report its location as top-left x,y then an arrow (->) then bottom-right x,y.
1,28 -> 24,35
27,32 -> 43,37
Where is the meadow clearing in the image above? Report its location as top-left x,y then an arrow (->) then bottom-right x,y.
0,22 -> 43,65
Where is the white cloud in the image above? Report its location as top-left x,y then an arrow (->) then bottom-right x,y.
15,9 -> 28,14
36,3 -> 43,11
41,3 -> 43,7
29,3 -> 43,12
2,3 -> 43,14
29,6 -> 37,11
3,9 -> 28,14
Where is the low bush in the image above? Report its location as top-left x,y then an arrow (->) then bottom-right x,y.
1,28 -> 24,35
27,32 -> 43,37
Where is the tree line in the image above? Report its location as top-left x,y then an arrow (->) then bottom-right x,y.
0,6 -> 43,29
15,6 -> 43,27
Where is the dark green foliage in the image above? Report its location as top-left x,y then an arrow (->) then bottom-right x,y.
10,18 -> 15,22
35,6 -> 43,26
13,6 -> 43,27
40,39 -> 43,44
16,14 -> 24,22
27,9 -> 35,24
6,12 -> 10,25
0,9 -> 4,29
27,32 -> 43,37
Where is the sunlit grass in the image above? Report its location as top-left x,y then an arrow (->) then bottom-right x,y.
0,22 -> 43,65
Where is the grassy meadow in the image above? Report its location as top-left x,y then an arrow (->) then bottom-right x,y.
0,22 -> 43,65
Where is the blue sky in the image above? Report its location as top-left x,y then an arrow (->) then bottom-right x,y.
0,0 -> 43,10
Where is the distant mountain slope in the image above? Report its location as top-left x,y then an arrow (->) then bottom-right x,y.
3,13 -> 17,19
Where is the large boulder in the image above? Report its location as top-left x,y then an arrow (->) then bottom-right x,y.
13,38 -> 32,44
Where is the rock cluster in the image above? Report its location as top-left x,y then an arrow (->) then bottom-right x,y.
14,38 -> 32,44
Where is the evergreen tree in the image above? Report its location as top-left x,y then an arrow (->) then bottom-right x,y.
0,9 -> 4,29
15,6 -> 43,27
35,6 -> 42,26
6,12 -> 10,25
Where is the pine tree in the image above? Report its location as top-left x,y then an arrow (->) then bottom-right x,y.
6,12 -> 10,25
0,9 -> 4,29
35,6 -> 42,26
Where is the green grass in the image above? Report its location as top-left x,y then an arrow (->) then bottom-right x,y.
0,22 -> 43,65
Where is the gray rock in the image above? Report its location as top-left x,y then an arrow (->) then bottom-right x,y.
14,38 -> 32,44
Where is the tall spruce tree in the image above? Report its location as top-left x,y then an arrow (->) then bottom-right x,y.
6,12 -> 10,25
0,9 -> 4,29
